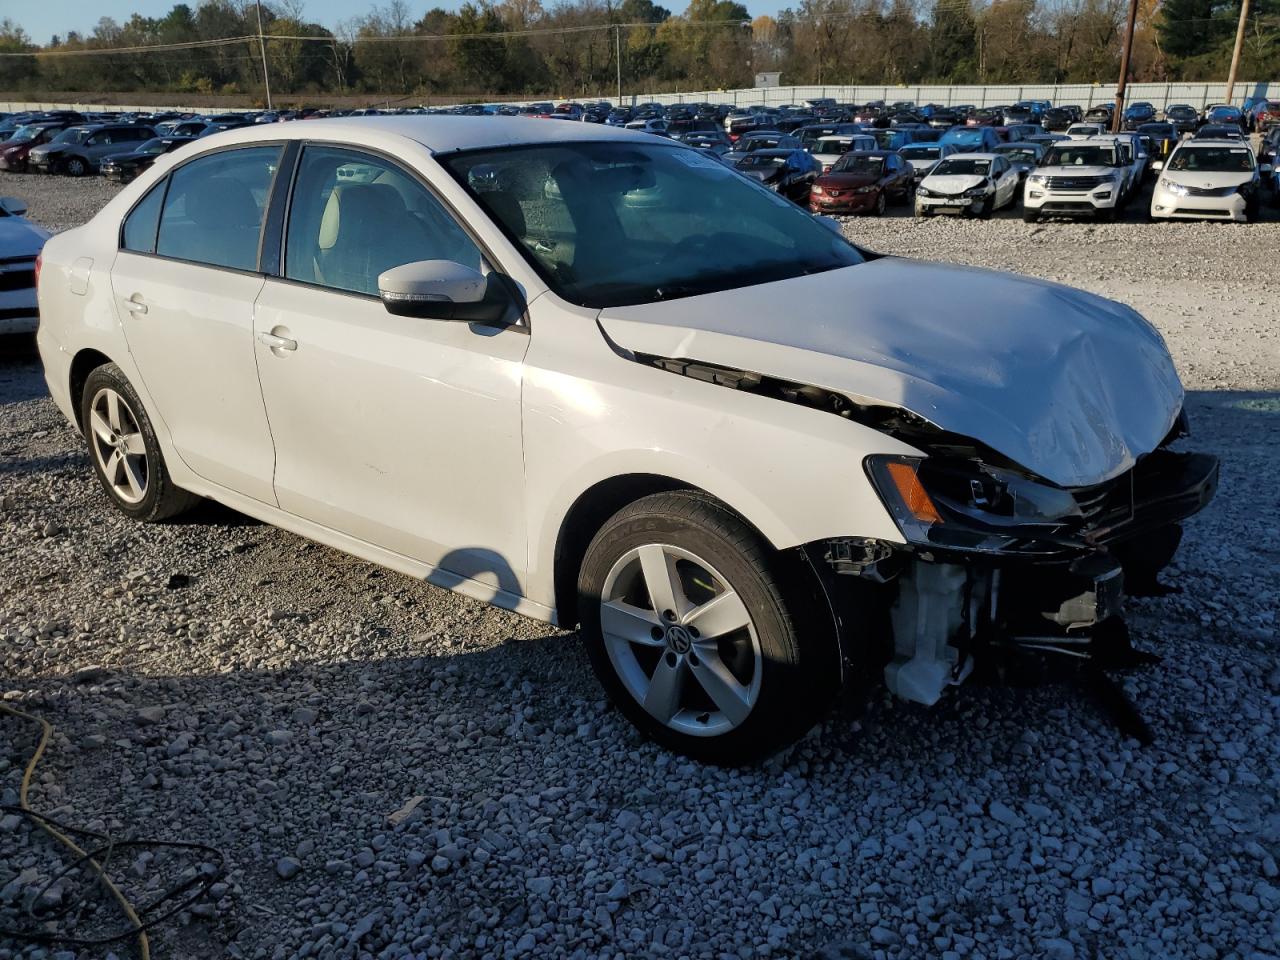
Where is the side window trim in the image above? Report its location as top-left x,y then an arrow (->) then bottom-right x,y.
259,140 -> 299,276
118,174 -> 171,255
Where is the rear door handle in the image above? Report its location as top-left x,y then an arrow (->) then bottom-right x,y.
258,331 -> 297,352
122,295 -> 147,314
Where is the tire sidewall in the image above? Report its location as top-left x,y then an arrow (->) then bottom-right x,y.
578,498 -> 838,764
66,156 -> 86,177
80,364 -> 171,522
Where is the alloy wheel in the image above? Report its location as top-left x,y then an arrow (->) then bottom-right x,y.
600,544 -> 763,737
88,387 -> 148,504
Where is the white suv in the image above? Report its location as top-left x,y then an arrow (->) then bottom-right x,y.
36,118 -> 1217,763
1023,138 -> 1129,221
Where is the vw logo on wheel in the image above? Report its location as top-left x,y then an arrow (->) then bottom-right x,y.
665,624 -> 693,654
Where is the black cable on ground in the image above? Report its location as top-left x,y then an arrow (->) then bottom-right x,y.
0,701 -> 226,954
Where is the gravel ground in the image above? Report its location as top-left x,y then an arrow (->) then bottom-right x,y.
1,172 -> 1278,960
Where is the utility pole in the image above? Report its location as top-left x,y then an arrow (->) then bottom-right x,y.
615,25 -> 622,104
255,0 -> 273,110
1112,0 -> 1139,132
1225,0 -> 1251,105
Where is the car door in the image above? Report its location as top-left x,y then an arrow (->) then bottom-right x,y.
110,144 -> 283,504
992,158 -> 1015,205
252,144 -> 530,590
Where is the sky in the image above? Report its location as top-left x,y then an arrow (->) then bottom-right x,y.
14,0 -> 777,46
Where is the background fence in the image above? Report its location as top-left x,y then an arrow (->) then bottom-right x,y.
1,80 -> 1275,115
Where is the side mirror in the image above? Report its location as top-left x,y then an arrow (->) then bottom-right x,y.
0,196 -> 28,217
378,260 -> 522,325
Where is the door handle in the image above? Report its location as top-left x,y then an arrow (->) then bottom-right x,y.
122,295 -> 147,314
258,331 -> 297,352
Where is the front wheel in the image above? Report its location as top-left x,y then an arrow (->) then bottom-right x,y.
80,363 -> 200,522
1022,208 -> 1039,223
64,156 -> 87,177
578,491 -> 840,765
873,191 -> 887,216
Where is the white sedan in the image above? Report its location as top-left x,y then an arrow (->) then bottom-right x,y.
0,196 -> 49,335
37,118 -> 1217,763
914,152 -> 1021,217
1150,139 -> 1265,222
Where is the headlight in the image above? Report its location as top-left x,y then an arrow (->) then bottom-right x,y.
854,185 -> 876,193
1027,174 -> 1046,185
1159,177 -> 1189,196
916,186 -> 933,197
866,454 -> 1082,554
811,184 -> 825,196
963,184 -> 990,197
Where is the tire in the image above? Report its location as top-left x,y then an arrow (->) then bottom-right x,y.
974,197 -> 991,220
577,491 -> 840,765
873,191 -> 887,216
80,363 -> 200,522
1022,207 -> 1039,223
914,200 -> 928,218
64,156 -> 87,177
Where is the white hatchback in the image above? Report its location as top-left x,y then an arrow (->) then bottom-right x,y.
37,118 -> 1218,763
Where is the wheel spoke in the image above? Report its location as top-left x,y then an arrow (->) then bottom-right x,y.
105,449 -> 124,485
121,432 -> 146,456
686,589 -> 750,640
600,599 -> 664,647
688,649 -> 753,726
105,391 -> 122,432
89,410 -> 114,444
642,655 -> 685,723
638,544 -> 683,619
122,456 -> 145,499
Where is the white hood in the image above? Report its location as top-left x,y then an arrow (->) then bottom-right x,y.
921,174 -> 987,194
1162,169 -> 1253,189
598,258 -> 1183,488
1037,164 -> 1117,179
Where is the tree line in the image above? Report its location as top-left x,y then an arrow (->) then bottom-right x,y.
0,0 -> 1275,103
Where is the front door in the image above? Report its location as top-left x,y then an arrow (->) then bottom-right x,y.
252,145 -> 530,594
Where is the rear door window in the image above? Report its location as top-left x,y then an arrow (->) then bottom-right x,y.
155,145 -> 281,271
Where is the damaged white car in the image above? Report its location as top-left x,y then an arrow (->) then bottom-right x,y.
36,119 -> 1218,763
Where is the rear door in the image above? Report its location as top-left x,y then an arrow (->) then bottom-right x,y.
110,144 -> 283,504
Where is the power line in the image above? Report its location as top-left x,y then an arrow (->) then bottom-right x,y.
0,35 -> 257,58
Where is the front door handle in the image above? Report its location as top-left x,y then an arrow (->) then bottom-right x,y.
258,331 -> 297,352
122,295 -> 147,314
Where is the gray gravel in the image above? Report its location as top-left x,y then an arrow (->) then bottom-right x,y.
2,172 -> 1279,960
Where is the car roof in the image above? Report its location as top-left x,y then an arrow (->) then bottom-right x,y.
1179,139 -> 1252,149
191,115 -> 654,155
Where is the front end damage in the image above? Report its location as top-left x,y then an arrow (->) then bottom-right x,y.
820,433 -> 1218,710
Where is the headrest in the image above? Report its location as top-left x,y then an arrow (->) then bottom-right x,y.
318,183 -> 407,250
185,177 -> 259,230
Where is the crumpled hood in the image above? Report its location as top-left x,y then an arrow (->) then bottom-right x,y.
598,257 -> 1184,487
922,174 -> 987,194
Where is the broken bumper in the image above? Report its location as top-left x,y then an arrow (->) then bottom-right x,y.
824,448 -> 1218,705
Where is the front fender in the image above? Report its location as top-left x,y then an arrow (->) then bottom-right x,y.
521,299 -> 918,612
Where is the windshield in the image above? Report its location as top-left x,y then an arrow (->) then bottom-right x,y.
53,127 -> 93,145
830,154 -> 883,175
810,138 -> 851,155
1167,146 -> 1253,172
900,146 -> 940,160
442,142 -> 862,309
869,131 -> 900,147
933,158 -> 991,176
1044,144 -> 1118,166
739,154 -> 788,168
5,125 -> 47,144
997,148 -> 1037,162
137,138 -> 169,154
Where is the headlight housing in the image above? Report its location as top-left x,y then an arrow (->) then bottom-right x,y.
1027,174 -> 1046,185
916,186 -> 934,197
866,454 -> 1082,554
854,185 -> 876,193
963,183 -> 991,197
811,184 -> 825,195
1159,177 -> 1189,196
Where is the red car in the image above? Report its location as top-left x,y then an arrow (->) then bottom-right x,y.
808,150 -> 914,216
0,123 -> 67,173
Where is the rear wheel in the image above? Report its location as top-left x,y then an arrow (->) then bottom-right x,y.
578,491 -> 840,765
80,363 -> 200,522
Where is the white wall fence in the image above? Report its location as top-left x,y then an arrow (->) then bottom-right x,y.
2,79 -> 1275,115
629,81 -> 1275,111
